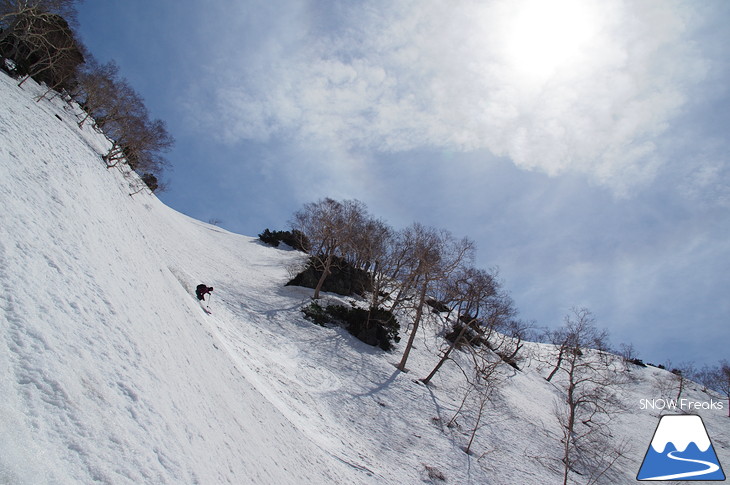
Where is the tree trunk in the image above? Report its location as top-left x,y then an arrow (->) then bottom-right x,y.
387,274 -> 414,313
368,261 -> 380,317
421,320 -> 472,385
78,111 -> 92,128
675,374 -> 685,401
504,337 -> 523,362
562,356 -> 578,485
17,74 -> 32,87
562,389 -> 576,485
465,395 -> 487,455
396,282 -> 428,372
312,253 -> 332,300
546,346 -> 565,382
104,143 -> 126,168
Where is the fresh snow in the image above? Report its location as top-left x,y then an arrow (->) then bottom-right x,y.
1,71 -> 728,484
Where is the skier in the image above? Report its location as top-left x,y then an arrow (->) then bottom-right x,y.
196,284 -> 213,301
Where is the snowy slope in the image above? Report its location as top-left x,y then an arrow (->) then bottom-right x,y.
0,73 -> 362,485
1,71 -> 727,485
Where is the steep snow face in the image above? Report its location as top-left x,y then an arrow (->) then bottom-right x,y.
0,73 -> 358,485
651,415 -> 712,453
1,71 -> 728,485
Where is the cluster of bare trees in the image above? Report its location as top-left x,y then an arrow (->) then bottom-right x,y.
0,0 -> 82,92
292,198 -> 376,300
694,360 -> 730,417
291,199 -> 724,477
291,198 -> 525,376
80,62 -> 173,176
1,0 -> 172,191
289,195 -> 539,458
291,198 -> 724,475
644,358 -> 730,419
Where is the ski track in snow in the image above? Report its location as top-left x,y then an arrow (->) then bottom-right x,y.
1,71 -> 729,484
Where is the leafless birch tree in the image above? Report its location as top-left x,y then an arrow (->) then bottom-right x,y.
420,266 -> 499,384
1,4 -> 82,91
541,308 -> 629,485
291,198 -> 370,300
395,224 -> 473,372
706,360 -> 730,417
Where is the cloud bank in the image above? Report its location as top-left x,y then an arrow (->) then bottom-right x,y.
189,0 -> 707,195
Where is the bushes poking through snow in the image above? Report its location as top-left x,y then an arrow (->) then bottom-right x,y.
287,255 -> 371,297
301,301 -> 330,326
301,302 -> 400,351
258,229 -> 310,252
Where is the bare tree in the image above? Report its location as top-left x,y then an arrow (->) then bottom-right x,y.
442,330 -> 504,456
699,360 -> 730,417
73,58 -> 120,128
346,216 -> 390,270
1,6 -> 83,91
671,362 -> 696,402
544,326 -> 572,383
1,0 -> 67,50
655,360 -> 696,403
717,361 -> 730,418
100,85 -> 172,176
365,222 -> 399,312
101,88 -> 147,166
542,308 -> 629,485
543,311 -> 609,383
489,316 -> 533,369
126,117 -> 173,173
351,218 -> 402,330
617,343 -> 638,363
462,348 -> 502,455
421,266 -> 500,385
0,1 -> 172,184
0,0 -> 77,25
395,224 -> 473,372
86,70 -> 143,133
291,198 -> 370,300
382,228 -> 422,314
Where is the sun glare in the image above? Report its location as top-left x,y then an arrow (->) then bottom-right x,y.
503,0 -> 599,84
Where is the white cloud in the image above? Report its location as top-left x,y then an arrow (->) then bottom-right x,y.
191,0 -> 708,194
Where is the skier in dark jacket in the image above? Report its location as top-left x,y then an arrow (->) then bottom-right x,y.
196,284 -> 213,301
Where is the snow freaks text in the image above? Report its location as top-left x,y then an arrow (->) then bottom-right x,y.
639,398 -> 724,411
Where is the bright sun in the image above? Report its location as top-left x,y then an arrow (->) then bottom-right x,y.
503,0 -> 599,84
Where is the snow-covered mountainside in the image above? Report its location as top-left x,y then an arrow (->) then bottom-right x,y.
1,72 -> 727,484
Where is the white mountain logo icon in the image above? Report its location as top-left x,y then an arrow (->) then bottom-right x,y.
637,415 -> 725,481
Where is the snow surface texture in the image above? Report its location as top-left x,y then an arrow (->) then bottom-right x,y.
1,72 -> 728,484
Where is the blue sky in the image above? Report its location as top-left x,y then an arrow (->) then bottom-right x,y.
75,0 -> 729,367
